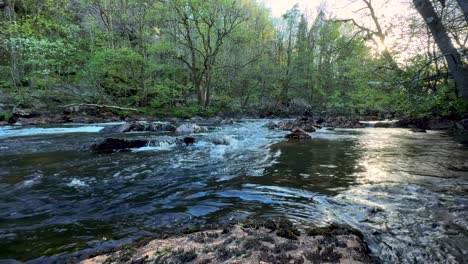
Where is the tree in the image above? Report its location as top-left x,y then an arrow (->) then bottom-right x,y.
457,0 -> 468,24
333,0 -> 402,73
413,0 -> 468,100
162,0 -> 249,107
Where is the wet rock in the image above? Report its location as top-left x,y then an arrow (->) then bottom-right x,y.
221,118 -> 236,125
209,137 -> 230,145
461,119 -> 468,130
90,138 -> 148,153
276,117 -> 320,132
265,121 -> 277,129
373,122 -> 391,128
101,123 -> 132,133
325,127 -> 335,131
161,124 -> 176,132
13,108 -> 38,118
410,128 -> 427,133
100,122 -> 175,133
206,116 -> 223,124
183,137 -> 195,146
285,128 -> 311,140
175,123 -> 207,134
277,120 -> 295,130
82,220 -> 372,264
429,118 -> 455,130
322,116 -> 365,128
394,118 -> 429,129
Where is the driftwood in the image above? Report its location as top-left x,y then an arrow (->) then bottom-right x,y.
61,103 -> 138,111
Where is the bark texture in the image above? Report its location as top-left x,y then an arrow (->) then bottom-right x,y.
413,0 -> 468,100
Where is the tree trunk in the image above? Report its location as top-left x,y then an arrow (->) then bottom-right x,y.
456,0 -> 468,24
413,0 -> 468,100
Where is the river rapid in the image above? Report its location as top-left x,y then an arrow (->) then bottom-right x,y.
0,119 -> 467,263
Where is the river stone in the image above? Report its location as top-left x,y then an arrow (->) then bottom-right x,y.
285,128 -> 311,139
266,121 -> 277,129
100,122 -> 176,133
13,108 -> 38,118
90,138 -> 148,153
277,117 -> 320,132
410,128 -> 427,133
100,123 -> 133,133
429,118 -> 455,130
175,123 -> 207,134
81,220 -> 372,264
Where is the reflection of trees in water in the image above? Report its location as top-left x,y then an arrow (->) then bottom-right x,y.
261,139 -> 363,196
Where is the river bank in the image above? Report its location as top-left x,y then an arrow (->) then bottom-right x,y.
80,219 -> 371,264
2,105 -> 468,134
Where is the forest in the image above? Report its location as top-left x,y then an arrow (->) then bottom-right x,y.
0,0 -> 467,120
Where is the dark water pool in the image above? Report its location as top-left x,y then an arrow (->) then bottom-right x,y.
0,120 -> 467,263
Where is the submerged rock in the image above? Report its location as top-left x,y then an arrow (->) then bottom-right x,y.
410,128 -> 427,133
100,122 -> 176,133
81,219 -> 371,264
183,137 -> 195,146
90,138 -> 148,153
175,123 -> 208,134
285,128 -> 312,139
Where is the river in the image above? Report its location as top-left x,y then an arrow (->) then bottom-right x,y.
0,120 -> 467,263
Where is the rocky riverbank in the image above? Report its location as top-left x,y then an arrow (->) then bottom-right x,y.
2,103 -> 468,138
80,219 -> 372,264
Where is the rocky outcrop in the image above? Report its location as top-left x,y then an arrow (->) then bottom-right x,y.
175,123 -> 208,134
285,128 -> 312,139
322,116 -> 365,128
270,117 -> 321,132
100,122 -> 176,133
80,219 -> 371,264
90,138 -> 148,153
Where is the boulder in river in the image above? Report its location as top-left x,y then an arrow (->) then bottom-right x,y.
183,137 -> 195,146
410,128 -> 427,133
276,117 -> 320,132
285,128 -> 312,139
322,116 -> 365,128
175,123 -> 208,134
100,122 -> 176,133
266,121 -> 278,129
90,138 -> 148,153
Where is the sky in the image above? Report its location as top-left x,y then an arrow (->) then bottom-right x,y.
260,0 -> 416,59
260,0 -> 407,21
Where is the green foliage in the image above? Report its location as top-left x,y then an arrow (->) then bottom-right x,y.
87,48 -> 143,98
0,112 -> 13,121
0,0 -> 465,119
6,37 -> 76,87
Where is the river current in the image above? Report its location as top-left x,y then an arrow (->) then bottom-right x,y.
0,120 -> 467,263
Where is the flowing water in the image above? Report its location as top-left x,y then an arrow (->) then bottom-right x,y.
0,120 -> 467,263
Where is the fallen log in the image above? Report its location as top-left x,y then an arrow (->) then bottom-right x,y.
61,103 -> 138,112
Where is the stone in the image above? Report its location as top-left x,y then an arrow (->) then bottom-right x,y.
265,121 -> 277,129
285,128 -> 311,139
175,123 -> 207,134
90,138 -> 148,153
410,128 -> 427,133
183,137 -> 195,146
